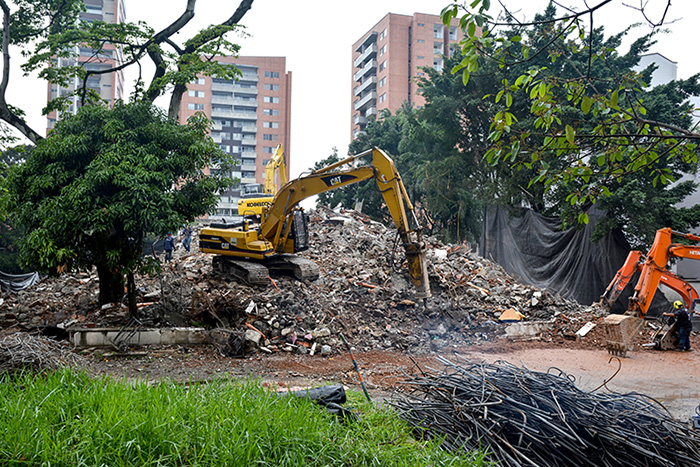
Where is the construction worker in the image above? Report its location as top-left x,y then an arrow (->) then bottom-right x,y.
163,232 -> 175,262
664,301 -> 693,351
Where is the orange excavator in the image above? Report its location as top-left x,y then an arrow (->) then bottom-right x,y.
601,228 -> 700,356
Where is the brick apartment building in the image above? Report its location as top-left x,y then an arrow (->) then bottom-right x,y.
46,0 -> 126,132
179,56 -> 292,218
351,12 -> 464,140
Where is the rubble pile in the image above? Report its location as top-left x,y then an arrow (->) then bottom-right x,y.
2,207 -> 608,355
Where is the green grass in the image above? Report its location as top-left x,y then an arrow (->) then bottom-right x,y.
0,370 -> 488,466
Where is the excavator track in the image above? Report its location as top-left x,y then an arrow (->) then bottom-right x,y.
264,255 -> 320,281
212,255 -> 320,285
212,256 -> 270,286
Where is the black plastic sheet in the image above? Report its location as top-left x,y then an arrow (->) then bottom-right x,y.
479,206 -> 667,314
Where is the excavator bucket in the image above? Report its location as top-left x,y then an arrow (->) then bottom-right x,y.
404,242 -> 431,299
603,314 -> 644,357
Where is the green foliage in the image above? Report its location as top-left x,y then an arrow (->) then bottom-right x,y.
0,369 -> 487,466
441,1 -> 700,229
4,101 -> 235,301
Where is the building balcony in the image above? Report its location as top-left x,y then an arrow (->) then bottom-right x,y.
211,107 -> 257,120
211,94 -> 258,106
353,76 -> 376,97
353,59 -> 377,82
366,106 -> 377,117
355,31 -> 378,53
354,114 -> 368,126
353,43 -> 377,68
240,164 -> 257,172
353,91 -> 376,112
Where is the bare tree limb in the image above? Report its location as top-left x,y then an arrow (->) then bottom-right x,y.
0,0 -> 41,143
168,0 -> 254,120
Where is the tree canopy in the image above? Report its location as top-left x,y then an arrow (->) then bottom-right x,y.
0,0 -> 255,145
441,0 -> 700,228
4,101 -> 235,312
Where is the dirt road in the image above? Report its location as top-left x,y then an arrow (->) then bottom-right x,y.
86,338 -> 700,423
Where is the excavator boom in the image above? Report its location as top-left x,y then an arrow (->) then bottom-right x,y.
201,147 -> 431,299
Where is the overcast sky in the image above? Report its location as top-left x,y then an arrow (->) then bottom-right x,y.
13,0 -> 700,178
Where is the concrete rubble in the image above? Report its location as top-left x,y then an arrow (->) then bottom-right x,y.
2,207 -> 616,355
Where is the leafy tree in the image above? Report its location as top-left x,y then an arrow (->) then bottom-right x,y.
441,0 -> 700,225
0,0 -> 255,143
3,101 -> 235,314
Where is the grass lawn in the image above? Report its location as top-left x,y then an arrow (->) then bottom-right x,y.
0,370 -> 487,466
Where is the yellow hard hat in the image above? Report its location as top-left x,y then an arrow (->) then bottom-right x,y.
674,300 -> 683,309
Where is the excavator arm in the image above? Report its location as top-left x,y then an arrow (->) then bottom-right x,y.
263,144 -> 288,195
260,147 -> 430,298
603,227 -> 700,355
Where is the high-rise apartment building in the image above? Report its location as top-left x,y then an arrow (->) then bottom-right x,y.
351,12 -> 464,140
46,0 -> 126,132
179,56 -> 292,218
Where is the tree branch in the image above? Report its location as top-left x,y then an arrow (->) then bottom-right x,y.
0,0 -> 42,143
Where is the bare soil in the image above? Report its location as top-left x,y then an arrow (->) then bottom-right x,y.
83,334 -> 700,423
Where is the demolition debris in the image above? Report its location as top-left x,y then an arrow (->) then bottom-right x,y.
3,207 -> 612,355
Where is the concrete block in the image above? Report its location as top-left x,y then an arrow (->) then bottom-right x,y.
504,320 -> 553,340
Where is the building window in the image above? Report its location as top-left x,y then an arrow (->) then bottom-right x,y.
192,77 -> 206,85
417,55 -> 425,60
264,71 -> 280,78
188,103 -> 204,110
417,71 -> 425,76
263,146 -> 275,154
450,26 -> 458,40
85,4 -> 102,14
417,39 -> 425,43
379,45 -> 386,56
379,28 -> 386,40
378,93 -> 386,104
263,134 -> 278,141
434,24 -> 444,39
263,121 -> 279,128
220,145 -> 231,152
188,90 -> 205,97
263,96 -> 280,103
434,42 -> 443,54
379,61 -> 386,72
264,83 -> 280,91
434,59 -> 443,72
264,109 -> 279,116
379,77 -> 386,88
417,22 -> 425,27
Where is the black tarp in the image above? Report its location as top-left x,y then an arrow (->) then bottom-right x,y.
0,271 -> 40,294
479,205 -> 669,315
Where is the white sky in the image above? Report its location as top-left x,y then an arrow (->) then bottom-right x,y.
11,0 -> 700,179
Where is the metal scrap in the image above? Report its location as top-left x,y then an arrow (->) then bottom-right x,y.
393,355 -> 700,467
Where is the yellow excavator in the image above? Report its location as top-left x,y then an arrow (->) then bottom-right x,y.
199,147 -> 431,299
237,144 -> 287,218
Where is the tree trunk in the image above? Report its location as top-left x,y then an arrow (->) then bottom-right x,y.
127,270 -> 137,318
96,263 -> 125,306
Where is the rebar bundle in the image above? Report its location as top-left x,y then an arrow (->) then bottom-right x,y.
0,332 -> 85,376
394,355 -> 700,467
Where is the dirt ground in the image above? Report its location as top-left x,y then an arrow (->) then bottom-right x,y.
82,334 -> 700,424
